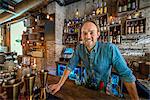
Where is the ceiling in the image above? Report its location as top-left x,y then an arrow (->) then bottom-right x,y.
0,0 -> 81,25
0,0 -> 23,14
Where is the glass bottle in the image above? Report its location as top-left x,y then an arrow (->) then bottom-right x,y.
127,0 -> 131,11
103,1 -> 107,14
140,20 -> 144,33
96,2 -> 100,15
99,2 -> 103,14
116,30 -> 121,44
131,21 -> 135,34
136,21 -> 140,34
127,22 -> 131,34
131,0 -> 136,10
118,1 -> 122,12
123,0 -> 127,12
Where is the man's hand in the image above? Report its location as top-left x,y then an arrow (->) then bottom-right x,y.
48,83 -> 61,95
48,69 -> 71,95
0,91 -> 7,99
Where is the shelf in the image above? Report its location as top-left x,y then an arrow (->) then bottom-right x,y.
92,13 -> 107,19
126,17 -> 146,22
117,10 -> 136,17
109,23 -> 121,27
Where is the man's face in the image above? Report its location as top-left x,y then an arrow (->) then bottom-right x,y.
81,22 -> 99,50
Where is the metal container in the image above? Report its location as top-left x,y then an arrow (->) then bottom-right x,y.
40,70 -> 48,88
2,79 -> 23,100
24,74 -> 35,96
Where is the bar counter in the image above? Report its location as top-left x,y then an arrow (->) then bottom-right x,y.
47,74 -> 118,100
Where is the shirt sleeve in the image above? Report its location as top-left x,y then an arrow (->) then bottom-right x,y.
110,44 -> 136,82
66,45 -> 80,71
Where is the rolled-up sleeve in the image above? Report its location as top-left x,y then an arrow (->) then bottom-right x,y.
66,45 -> 80,71
110,44 -> 136,82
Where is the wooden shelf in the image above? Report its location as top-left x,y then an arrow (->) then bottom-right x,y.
109,23 -> 121,27
92,13 -> 108,19
126,17 -> 146,22
117,10 -> 136,17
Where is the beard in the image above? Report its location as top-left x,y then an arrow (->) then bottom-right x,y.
83,39 -> 96,50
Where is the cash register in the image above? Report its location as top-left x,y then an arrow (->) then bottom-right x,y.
56,47 -> 82,81
59,47 -> 74,62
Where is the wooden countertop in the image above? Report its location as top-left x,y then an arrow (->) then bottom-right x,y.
55,61 -> 82,67
47,74 -> 118,100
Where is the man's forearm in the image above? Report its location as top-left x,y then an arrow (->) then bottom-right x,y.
58,69 -> 71,87
124,81 -> 139,100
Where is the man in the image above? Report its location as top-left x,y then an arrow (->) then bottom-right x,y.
49,20 -> 139,99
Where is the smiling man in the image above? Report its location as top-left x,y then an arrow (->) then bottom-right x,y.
49,20 -> 139,100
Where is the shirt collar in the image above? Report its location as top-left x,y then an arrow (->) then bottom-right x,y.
84,41 -> 98,54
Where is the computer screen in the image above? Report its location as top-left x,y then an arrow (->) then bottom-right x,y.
63,48 -> 74,54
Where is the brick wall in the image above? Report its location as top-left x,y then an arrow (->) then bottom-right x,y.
46,2 -> 65,67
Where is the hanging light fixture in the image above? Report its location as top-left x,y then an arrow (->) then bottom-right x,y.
75,9 -> 79,17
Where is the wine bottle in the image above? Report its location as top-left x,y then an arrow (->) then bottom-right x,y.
103,1 -> 107,14
131,22 -> 135,34
96,2 -> 100,15
127,0 -> 131,11
136,21 -> 140,34
116,31 -> 121,44
127,22 -> 131,34
140,20 -> 144,33
99,1 -> 103,14
104,18 -> 107,31
118,1 -> 122,12
123,0 -> 127,12
131,0 -> 136,10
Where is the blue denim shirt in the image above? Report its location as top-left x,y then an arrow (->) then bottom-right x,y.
67,42 -> 136,85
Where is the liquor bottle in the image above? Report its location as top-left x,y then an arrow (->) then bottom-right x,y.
114,27 -> 117,35
131,0 -> 136,10
100,17 -> 104,32
127,22 -> 131,34
104,18 -> 107,31
127,0 -> 131,11
99,1 -> 103,14
131,22 -> 135,34
123,0 -> 127,12
92,9 -> 96,16
140,20 -> 144,33
136,21 -> 140,34
118,1 -> 122,12
96,2 -> 100,15
112,36 -> 116,44
103,1 -> 107,14
116,31 -> 121,44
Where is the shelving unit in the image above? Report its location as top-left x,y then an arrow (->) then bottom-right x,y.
126,17 -> 146,35
21,13 -> 49,70
62,18 -> 82,48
